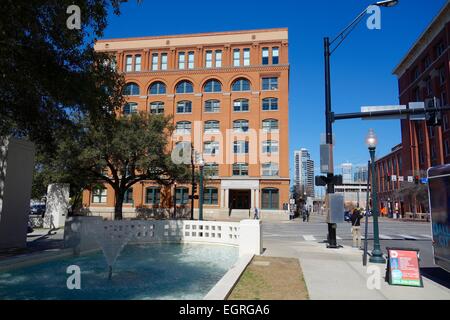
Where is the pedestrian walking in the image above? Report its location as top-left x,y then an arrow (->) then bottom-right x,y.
350,208 -> 363,249
253,207 -> 260,220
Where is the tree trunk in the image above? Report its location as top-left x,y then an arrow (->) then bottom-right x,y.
114,189 -> 125,220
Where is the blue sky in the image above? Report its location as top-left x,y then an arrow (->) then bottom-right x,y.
101,0 -> 446,185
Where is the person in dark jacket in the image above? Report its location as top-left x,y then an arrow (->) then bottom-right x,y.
350,209 -> 363,248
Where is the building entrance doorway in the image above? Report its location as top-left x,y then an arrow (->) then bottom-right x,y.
229,190 -> 251,210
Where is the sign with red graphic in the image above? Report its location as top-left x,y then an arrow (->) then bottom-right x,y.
386,248 -> 423,287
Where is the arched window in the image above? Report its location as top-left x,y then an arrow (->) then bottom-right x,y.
176,80 -> 194,94
149,102 -> 164,114
232,78 -> 251,92
149,82 -> 166,95
176,187 -> 189,205
204,188 -> 218,205
233,120 -> 249,132
262,140 -> 279,154
262,162 -> 279,176
262,98 -> 278,111
145,187 -> 161,204
261,188 -> 279,209
123,102 -> 138,115
175,121 -> 192,134
177,100 -> 192,113
204,121 -> 220,133
205,100 -> 220,113
262,119 -> 279,132
233,99 -> 249,112
204,79 -> 222,93
123,83 -> 140,96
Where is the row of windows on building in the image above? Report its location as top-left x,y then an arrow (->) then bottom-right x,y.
122,47 -> 280,72
124,98 -> 280,115
91,186 -> 280,209
179,139 -> 279,156
124,78 -> 279,96
410,40 -> 446,82
411,65 -> 447,104
172,119 -> 278,134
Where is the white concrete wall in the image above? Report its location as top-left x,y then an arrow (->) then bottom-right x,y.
0,137 -> 35,249
64,218 -> 262,257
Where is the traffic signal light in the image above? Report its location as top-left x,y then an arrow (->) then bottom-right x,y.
414,176 -> 419,185
425,97 -> 443,127
192,183 -> 198,194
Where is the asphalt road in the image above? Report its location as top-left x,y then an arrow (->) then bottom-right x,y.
262,214 -> 450,289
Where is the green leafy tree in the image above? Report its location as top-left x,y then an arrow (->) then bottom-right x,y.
76,113 -> 190,220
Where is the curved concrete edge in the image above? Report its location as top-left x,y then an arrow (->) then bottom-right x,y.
203,254 -> 253,300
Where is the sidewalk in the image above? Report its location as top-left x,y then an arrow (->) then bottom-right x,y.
263,239 -> 450,300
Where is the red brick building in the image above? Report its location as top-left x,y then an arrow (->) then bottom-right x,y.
376,2 -> 450,216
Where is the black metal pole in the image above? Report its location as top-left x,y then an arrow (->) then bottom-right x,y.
173,183 -> 177,219
363,160 -> 371,266
190,144 -> 195,220
324,37 -> 338,248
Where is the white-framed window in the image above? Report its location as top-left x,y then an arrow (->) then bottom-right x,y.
262,162 -> 279,176
149,102 -> 164,114
134,55 -> 141,72
262,77 -> 278,90
204,188 -> 219,205
233,119 -> 249,132
233,99 -> 249,112
178,52 -> 185,69
262,140 -> 279,154
215,50 -> 222,68
145,187 -> 161,205
262,98 -> 278,111
204,163 -> 219,177
262,119 -> 279,132
92,187 -> 107,203
204,141 -> 220,155
272,47 -> 279,64
152,53 -> 159,71
175,121 -> 191,134
243,48 -> 250,66
205,100 -> 220,113
188,51 -> 195,69
262,48 -> 269,65
204,121 -> 220,133
125,55 -> 133,72
233,49 -> 240,67
205,51 -> 213,68
161,53 -> 168,70
232,163 -> 248,176
233,140 -> 249,154
123,102 -> 138,115
176,101 -> 192,113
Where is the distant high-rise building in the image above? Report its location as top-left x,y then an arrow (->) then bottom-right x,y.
354,166 -> 368,183
294,149 -> 314,198
341,163 -> 353,184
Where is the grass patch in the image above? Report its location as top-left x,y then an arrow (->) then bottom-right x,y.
228,256 -> 309,300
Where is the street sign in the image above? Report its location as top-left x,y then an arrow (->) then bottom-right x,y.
386,248 -> 423,287
361,105 -> 408,120
320,144 -> 333,174
398,176 -> 404,182
408,102 -> 426,121
391,175 -> 397,182
420,178 -> 428,184
408,176 -> 414,183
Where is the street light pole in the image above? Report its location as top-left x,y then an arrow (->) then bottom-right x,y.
366,129 -> 386,264
198,158 -> 205,221
323,0 -> 398,248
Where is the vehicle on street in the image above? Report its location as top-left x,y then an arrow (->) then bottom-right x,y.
30,204 -> 46,217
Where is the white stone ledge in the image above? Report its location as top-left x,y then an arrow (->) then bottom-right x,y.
203,254 -> 253,300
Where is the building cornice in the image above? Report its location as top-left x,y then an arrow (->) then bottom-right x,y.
393,1 -> 450,77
